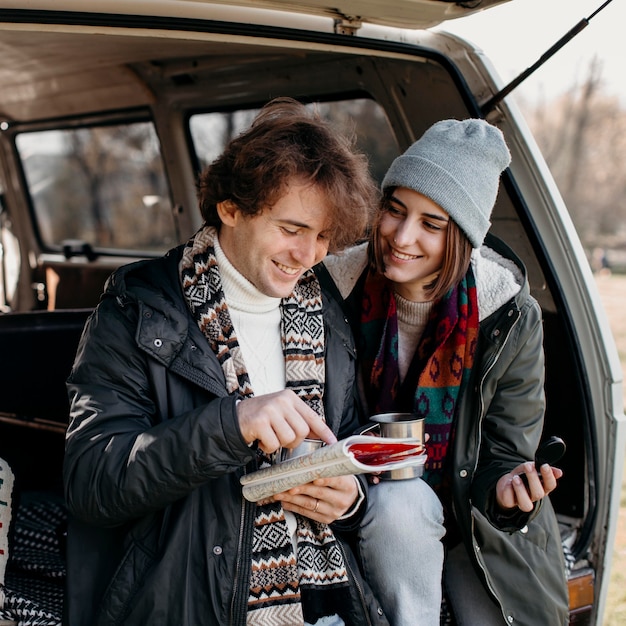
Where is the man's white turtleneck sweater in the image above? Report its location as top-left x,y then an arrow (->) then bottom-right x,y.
214,237 -> 286,395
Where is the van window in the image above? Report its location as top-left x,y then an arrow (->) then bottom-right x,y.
189,98 -> 399,186
15,121 -> 175,254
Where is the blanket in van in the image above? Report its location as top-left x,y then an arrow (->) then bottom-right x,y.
0,458 -> 14,603
0,489 -> 64,626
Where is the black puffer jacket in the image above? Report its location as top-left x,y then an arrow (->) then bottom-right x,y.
63,246 -> 388,626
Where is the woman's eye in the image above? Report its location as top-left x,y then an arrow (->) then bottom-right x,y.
386,205 -> 404,216
424,221 -> 442,231
423,220 -> 447,232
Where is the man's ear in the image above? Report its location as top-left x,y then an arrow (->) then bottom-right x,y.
216,200 -> 239,226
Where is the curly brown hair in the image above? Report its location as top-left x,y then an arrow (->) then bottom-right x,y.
368,189 -> 473,301
197,97 -> 379,253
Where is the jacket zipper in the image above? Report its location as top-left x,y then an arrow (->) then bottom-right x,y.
469,308 -> 520,623
229,495 -> 255,625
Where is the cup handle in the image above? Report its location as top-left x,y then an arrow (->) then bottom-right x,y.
359,422 -> 381,436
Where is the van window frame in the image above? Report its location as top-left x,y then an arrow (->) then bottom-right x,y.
11,106 -> 175,259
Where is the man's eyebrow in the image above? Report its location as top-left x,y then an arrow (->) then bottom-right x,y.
277,219 -> 310,228
271,217 -> 333,239
270,217 -> 314,230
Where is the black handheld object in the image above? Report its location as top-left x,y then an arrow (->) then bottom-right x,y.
519,436 -> 566,490
534,435 -> 566,469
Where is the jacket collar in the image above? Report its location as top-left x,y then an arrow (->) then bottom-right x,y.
472,237 -> 524,322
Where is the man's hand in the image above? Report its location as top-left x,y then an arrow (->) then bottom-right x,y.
272,475 -> 360,524
236,389 -> 337,454
496,461 -> 563,513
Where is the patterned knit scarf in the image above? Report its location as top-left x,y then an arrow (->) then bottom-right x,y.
359,267 -> 479,488
180,226 -> 350,626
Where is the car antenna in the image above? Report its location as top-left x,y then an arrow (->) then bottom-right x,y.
480,0 -> 615,116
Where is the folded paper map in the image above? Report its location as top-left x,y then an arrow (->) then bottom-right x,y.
240,435 -> 426,502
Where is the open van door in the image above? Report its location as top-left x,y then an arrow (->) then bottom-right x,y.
202,0 -> 512,27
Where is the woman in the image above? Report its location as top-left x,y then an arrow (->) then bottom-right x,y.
323,119 -> 569,626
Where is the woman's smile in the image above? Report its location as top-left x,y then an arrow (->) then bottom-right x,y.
388,246 -> 421,263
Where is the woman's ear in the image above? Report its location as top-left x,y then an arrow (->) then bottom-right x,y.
216,200 -> 239,226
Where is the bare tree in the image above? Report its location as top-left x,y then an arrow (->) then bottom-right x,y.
520,57 -> 626,252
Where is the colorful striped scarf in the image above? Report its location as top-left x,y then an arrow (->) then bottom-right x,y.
359,268 -> 478,487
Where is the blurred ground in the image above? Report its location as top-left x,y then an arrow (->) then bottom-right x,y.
595,273 -> 626,626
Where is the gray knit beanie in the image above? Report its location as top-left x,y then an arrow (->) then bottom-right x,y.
381,118 -> 511,248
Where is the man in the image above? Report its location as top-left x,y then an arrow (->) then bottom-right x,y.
63,98 -> 385,626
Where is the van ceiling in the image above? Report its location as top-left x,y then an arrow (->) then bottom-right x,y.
0,0 -> 514,122
0,29 -> 289,121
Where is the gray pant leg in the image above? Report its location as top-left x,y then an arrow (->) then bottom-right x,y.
358,478 -> 445,626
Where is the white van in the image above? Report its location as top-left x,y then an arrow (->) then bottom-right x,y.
0,2 -> 623,625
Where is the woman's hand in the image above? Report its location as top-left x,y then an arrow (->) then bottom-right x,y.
495,461 -> 563,513
269,475 -> 360,524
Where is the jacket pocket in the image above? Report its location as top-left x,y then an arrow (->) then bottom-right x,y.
471,505 -> 568,626
95,519 -> 161,626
